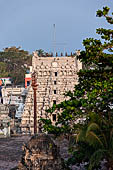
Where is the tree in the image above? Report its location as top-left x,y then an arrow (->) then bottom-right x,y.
0,46 -> 32,85
41,6 -> 113,169
36,49 -> 45,56
0,62 -> 9,77
36,49 -> 53,57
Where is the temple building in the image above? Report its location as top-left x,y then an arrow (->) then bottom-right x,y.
21,52 -> 82,134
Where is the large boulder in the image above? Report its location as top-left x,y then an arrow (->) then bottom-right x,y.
18,134 -> 64,170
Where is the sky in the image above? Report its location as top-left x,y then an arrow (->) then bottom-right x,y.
0,0 -> 113,54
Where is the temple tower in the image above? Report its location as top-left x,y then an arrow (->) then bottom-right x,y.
21,52 -> 82,134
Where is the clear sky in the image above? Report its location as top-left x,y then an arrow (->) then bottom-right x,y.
0,0 -> 113,54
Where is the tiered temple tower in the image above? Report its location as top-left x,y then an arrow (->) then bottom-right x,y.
21,52 -> 82,134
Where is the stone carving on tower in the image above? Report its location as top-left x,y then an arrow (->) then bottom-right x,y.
21,53 -> 82,134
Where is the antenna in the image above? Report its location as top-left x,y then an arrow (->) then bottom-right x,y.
52,24 -> 67,56
53,24 -> 56,57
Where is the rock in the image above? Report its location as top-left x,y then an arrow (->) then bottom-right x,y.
17,134 -> 64,170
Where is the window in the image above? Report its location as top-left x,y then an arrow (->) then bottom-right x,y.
54,90 -> 56,94
54,81 -> 56,85
55,72 -> 57,76
1,98 -> 3,104
53,100 -> 56,105
52,114 -> 56,121
27,81 -> 30,86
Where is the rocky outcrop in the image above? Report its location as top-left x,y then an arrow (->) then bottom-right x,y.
17,134 -> 65,170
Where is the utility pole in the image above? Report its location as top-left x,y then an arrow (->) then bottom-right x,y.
31,71 -> 38,134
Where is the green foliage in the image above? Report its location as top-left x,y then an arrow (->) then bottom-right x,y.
0,46 -> 32,85
36,49 -> 52,57
88,149 -> 106,170
36,49 -> 45,56
41,6 -> 113,169
97,6 -> 110,17
97,6 -> 113,24
66,142 -> 94,168
0,62 -> 9,77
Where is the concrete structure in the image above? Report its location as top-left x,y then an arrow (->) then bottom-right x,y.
0,77 -> 12,86
0,103 -> 11,137
1,86 -> 25,105
21,52 -> 82,134
0,86 -> 28,125
25,66 -> 32,88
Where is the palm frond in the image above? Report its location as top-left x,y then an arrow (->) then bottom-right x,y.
87,122 -> 100,133
88,149 -> 106,170
110,128 -> 113,140
86,131 -> 103,148
76,129 -> 86,143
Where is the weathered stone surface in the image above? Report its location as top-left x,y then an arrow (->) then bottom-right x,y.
18,134 -> 64,170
